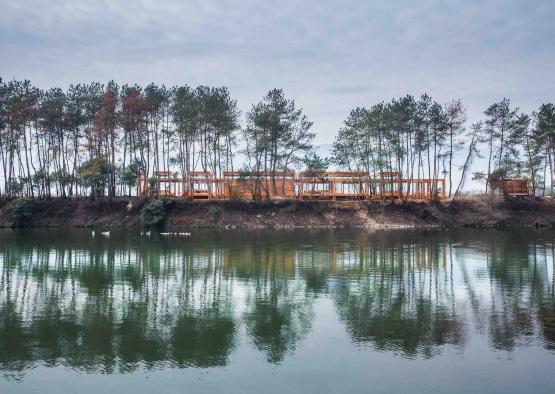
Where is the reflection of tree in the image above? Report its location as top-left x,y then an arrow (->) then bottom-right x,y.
337,287 -> 463,358
537,244 -> 555,350
1,228 -> 555,381
540,306 -> 555,350
303,269 -> 328,293
78,302 -> 117,373
31,295 -> 80,363
171,310 -> 235,367
472,232 -> 552,351
239,245 -> 314,364
78,263 -> 114,295
118,302 -> 165,370
332,243 -> 464,358
170,245 -> 236,368
486,246 -> 535,353
294,231 -> 466,358
0,231 -> 238,378
0,300 -> 31,382
244,286 -> 313,364
453,230 -> 555,352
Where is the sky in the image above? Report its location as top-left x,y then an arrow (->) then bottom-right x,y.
1,0 -> 554,189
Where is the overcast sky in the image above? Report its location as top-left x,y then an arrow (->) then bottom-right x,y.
1,0 -> 554,151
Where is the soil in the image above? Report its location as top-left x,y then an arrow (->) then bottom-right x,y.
1,195 -> 555,229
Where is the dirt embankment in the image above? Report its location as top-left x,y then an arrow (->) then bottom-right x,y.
1,196 -> 554,229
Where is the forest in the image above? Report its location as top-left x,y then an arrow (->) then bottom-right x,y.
0,78 -> 554,199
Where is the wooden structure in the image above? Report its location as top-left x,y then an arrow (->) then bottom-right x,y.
402,178 -> 445,200
224,171 -> 296,200
137,170 -> 446,201
498,179 -> 531,197
370,172 -> 445,200
136,171 -> 225,199
186,172 -> 225,199
136,171 -> 177,197
374,172 -> 402,199
298,172 -> 369,200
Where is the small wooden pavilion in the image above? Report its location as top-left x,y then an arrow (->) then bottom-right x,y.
498,179 -> 531,197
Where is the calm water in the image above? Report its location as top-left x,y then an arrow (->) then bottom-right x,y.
0,229 -> 554,393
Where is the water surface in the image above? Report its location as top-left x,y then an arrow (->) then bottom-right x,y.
1,229 -> 554,393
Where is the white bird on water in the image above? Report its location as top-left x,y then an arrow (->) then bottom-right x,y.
101,231 -> 110,237
91,230 -> 95,237
159,232 -> 190,237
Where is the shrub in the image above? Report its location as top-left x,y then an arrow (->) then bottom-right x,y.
7,198 -> 33,224
141,199 -> 170,227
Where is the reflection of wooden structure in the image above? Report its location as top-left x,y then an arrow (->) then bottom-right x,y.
498,179 -> 531,197
137,170 -> 446,201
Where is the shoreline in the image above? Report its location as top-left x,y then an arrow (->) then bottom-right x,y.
1,196 -> 554,230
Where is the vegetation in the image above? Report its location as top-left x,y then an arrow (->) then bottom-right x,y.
207,205 -> 223,221
302,153 -> 330,193
141,199 -> 171,227
76,157 -> 115,197
303,153 -> 330,178
6,197 -> 33,224
331,96 -> 464,195
242,89 -> 314,198
1,77 -> 554,198
331,96 -> 555,197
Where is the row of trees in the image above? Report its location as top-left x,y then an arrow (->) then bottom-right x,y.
1,77 -> 554,198
478,100 -> 555,196
332,95 -> 555,197
0,79 -> 315,198
332,95 -> 466,197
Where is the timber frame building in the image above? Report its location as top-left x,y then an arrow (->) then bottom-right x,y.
137,171 -> 446,201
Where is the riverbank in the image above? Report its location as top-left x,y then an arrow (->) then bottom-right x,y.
0,196 -> 554,229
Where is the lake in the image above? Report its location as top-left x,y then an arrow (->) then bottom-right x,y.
0,229 -> 554,393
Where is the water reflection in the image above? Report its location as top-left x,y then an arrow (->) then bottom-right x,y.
0,229 -> 554,381
240,249 -> 314,363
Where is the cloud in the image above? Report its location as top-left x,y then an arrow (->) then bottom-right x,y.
324,84 -> 380,96
0,0 -> 554,147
